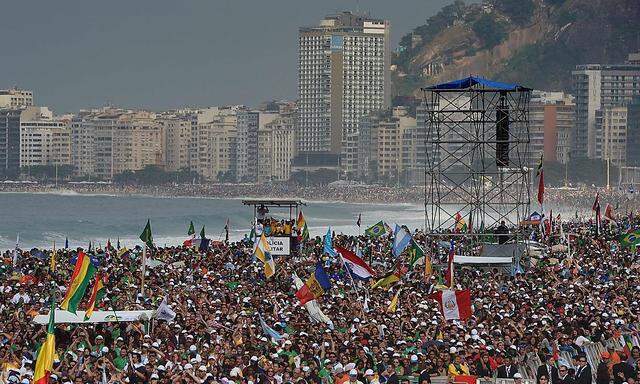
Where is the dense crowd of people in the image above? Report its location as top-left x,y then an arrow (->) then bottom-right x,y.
1,201 -> 639,384
3,182 -> 640,207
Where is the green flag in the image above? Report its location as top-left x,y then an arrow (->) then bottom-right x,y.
139,219 -> 153,248
200,225 -> 206,239
620,229 -> 640,248
188,221 -> 195,236
407,239 -> 425,267
365,221 -> 386,238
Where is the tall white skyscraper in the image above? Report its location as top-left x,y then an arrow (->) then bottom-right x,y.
298,12 -> 390,176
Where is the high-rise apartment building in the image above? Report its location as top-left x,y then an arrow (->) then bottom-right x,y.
298,12 -> 390,176
528,91 -> 575,166
71,109 -> 164,180
597,105 -> 628,166
160,113 -> 194,172
627,97 -> 640,167
572,63 -> 640,159
257,111 -> 297,182
112,111 -> 164,176
192,107 -> 238,181
19,107 -> 71,168
358,107 -> 416,182
0,108 -> 22,177
0,88 -> 33,108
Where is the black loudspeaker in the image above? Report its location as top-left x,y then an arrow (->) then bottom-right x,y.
496,93 -> 509,167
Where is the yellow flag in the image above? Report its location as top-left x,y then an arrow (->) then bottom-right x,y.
50,241 -> 56,272
387,289 -> 400,313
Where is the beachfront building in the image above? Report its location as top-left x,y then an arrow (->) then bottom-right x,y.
597,105 -> 628,166
191,107 -> 238,181
627,97 -> 640,167
19,107 -> 72,168
159,113 -> 194,172
257,111 -> 297,182
0,108 -> 22,177
528,91 -> 575,166
111,111 -> 165,176
235,110 -> 259,182
0,87 -> 33,108
572,62 -> 640,159
71,108 -> 165,180
297,12 -> 391,177
358,107 -> 416,183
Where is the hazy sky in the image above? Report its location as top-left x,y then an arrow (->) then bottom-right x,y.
2,0 -> 453,113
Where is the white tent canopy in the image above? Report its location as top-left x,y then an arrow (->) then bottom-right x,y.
33,310 -> 154,324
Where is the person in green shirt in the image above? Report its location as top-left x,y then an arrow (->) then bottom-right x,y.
113,347 -> 129,371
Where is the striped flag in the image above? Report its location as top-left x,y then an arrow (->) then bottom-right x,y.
335,245 -> 375,280
297,211 -> 309,241
61,251 -> 97,314
254,234 -> 275,278
430,289 -> 472,321
34,299 -> 56,384
84,274 -> 106,321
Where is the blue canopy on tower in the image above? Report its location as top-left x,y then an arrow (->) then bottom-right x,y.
424,76 -> 530,91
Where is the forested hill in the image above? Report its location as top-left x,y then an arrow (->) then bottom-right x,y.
392,0 -> 640,96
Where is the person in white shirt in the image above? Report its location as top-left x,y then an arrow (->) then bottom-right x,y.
10,287 -> 30,305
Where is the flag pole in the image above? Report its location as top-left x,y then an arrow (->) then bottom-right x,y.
141,244 -> 147,297
338,253 -> 362,303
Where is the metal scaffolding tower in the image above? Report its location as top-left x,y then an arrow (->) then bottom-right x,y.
421,77 -> 532,242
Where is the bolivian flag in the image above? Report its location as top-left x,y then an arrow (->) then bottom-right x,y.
84,274 -> 106,321
254,234 -> 275,278
61,251 -> 97,314
34,300 -> 56,384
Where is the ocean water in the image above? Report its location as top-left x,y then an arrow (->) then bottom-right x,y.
0,192 -> 427,250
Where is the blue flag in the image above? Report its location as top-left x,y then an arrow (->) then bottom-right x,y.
323,228 -> 338,258
392,224 -> 412,257
259,314 -> 283,342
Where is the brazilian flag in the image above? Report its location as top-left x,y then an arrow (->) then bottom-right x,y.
365,221 -> 386,238
620,229 -> 640,248
407,239 -> 425,267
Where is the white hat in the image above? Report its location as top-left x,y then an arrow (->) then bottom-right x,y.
349,369 -> 358,376
365,369 -> 375,376
514,373 -> 523,379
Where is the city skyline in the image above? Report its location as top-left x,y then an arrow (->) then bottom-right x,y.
1,0 -> 453,113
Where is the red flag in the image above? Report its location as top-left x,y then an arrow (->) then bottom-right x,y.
593,193 -> 601,236
536,155 -> 544,206
429,289 -> 472,321
445,240 -> 455,288
604,203 -> 616,224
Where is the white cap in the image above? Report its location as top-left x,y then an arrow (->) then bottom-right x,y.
365,369 -> 374,376
349,369 -> 358,376
514,373 -> 523,379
